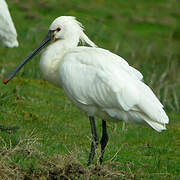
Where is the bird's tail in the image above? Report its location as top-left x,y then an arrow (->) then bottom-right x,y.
143,115 -> 168,132
138,83 -> 169,132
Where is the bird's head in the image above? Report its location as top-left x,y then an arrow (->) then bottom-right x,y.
3,16 -> 96,84
49,16 -> 83,42
48,16 -> 96,47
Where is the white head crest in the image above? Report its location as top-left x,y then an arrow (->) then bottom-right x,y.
49,16 -> 97,47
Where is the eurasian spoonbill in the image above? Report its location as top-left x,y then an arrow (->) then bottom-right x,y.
0,0 -> 18,47
3,16 -> 169,165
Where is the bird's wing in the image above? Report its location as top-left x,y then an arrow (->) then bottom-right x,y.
94,47 -> 143,81
60,47 -> 141,109
60,47 -> 168,131
0,0 -> 18,47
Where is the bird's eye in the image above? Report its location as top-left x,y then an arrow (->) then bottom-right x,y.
56,27 -> 61,32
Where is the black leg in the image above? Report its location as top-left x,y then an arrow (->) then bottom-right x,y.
87,116 -> 98,166
99,120 -> 108,164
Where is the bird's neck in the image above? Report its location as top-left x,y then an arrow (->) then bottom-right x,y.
40,38 -> 79,87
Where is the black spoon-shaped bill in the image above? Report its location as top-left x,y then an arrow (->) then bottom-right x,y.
3,30 -> 54,84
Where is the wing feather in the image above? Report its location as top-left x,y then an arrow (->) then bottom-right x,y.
60,47 -> 168,131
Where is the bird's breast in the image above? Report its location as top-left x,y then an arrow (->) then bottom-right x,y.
40,50 -> 63,88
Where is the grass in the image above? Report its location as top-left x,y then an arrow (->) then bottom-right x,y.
0,0 -> 180,179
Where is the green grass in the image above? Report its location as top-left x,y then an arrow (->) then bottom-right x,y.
0,0 -> 180,179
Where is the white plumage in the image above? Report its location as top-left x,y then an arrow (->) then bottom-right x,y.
4,16 -> 169,164
40,16 -> 169,132
0,0 -> 18,47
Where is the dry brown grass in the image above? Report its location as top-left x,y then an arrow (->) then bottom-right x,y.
0,133 -> 125,180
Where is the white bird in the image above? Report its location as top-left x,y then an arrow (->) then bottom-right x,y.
0,0 -> 18,47
3,16 -> 169,165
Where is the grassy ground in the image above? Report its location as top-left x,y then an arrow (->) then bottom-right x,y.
0,0 -> 180,179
